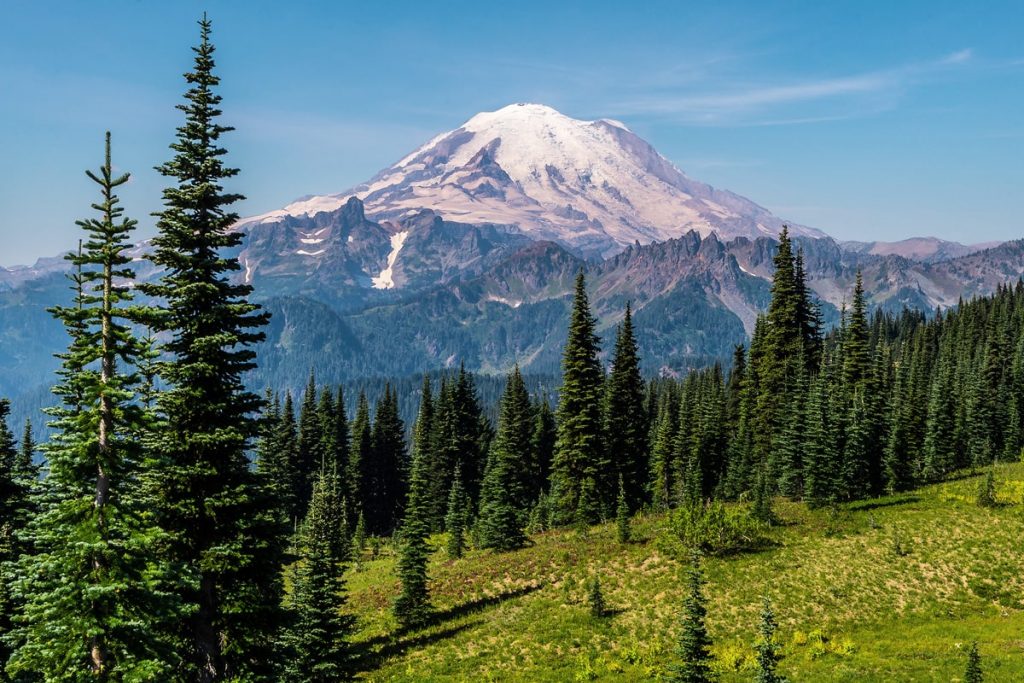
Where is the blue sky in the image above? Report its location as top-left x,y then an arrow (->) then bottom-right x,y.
1,0 -> 1022,265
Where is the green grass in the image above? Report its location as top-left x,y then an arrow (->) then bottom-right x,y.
345,464 -> 1024,681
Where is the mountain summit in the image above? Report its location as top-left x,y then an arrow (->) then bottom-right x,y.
242,103 -> 824,257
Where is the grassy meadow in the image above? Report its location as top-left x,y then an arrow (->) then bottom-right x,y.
343,464 -> 1024,681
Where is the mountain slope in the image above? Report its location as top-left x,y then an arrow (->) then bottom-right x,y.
241,103 -> 824,257
840,237 -> 1001,263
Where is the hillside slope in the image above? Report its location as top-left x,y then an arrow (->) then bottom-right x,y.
344,465 -> 1024,681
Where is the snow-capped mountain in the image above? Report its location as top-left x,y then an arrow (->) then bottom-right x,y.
5,103 -> 1022,413
241,103 -> 825,257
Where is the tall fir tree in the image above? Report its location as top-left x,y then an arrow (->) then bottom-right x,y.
551,271 -> 606,525
16,420 -> 35,484
282,470 -> 354,682
883,348 -> 917,493
139,17 -> 284,680
0,400 -> 34,680
330,387 -> 351,508
9,135 -> 179,679
366,385 -> 407,536
348,391 -> 373,527
478,366 -> 531,551
604,303 -> 650,511
270,391 -> 302,525
802,373 -> 836,509
527,398 -> 557,502
794,248 -> 823,371
751,228 -> 804,471
451,365 -> 489,508
776,351 -> 808,498
410,377 -> 436,529
651,387 -> 680,510
425,376 -> 455,532
842,271 -> 870,388
444,465 -> 468,560
393,422 -> 432,628
295,371 -> 322,513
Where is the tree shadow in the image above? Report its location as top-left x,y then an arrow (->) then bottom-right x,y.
847,496 -> 920,512
417,582 -> 543,631
349,583 -> 545,674
349,620 -> 480,674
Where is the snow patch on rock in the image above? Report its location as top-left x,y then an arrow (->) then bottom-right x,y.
371,230 -> 409,289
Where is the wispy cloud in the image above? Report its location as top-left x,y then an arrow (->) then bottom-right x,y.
611,49 -> 975,126
941,48 -> 974,65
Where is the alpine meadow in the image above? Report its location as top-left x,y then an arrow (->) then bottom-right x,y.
2,4 -> 1024,682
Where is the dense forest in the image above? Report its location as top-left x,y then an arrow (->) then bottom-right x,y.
0,17 -> 1016,683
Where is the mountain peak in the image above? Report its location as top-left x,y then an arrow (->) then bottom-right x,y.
460,102 -> 630,133
240,104 -> 824,256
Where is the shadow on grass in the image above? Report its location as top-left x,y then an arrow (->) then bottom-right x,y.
349,620 -> 480,674
421,582 -> 543,630
847,496 -> 921,512
350,583 -> 544,674
712,539 -> 781,558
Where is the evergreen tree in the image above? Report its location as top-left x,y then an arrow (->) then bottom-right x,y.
976,468 -> 997,508
841,390 -> 872,501
478,367 -> 531,551
775,386 -> 806,499
367,385 -> 406,536
330,387 -> 350,493
751,228 -> 805,470
794,248 -> 823,371
0,400 -> 33,679
17,419 -> 36,483
651,388 -> 680,510
259,391 -> 301,526
393,426 -> 431,628
350,512 -> 366,568
551,271 -> 606,526
751,465 -> 776,525
314,387 -> 337,476
527,399 -> 557,501
9,134 -> 179,679
445,466 -> 468,560
616,476 -> 631,544
296,371 -> 322,512
882,350 -> 917,493
670,551 -> 715,683
450,365 -> 489,508
282,471 -> 354,682
139,18 -> 284,679
588,576 -> 607,618
605,303 -> 649,510
804,374 -> 837,509
842,271 -> 870,388
754,597 -> 786,683
964,641 -> 982,683
410,376 -> 436,528
348,392 -> 372,525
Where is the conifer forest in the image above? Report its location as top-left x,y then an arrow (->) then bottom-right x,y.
2,12 -> 1024,683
